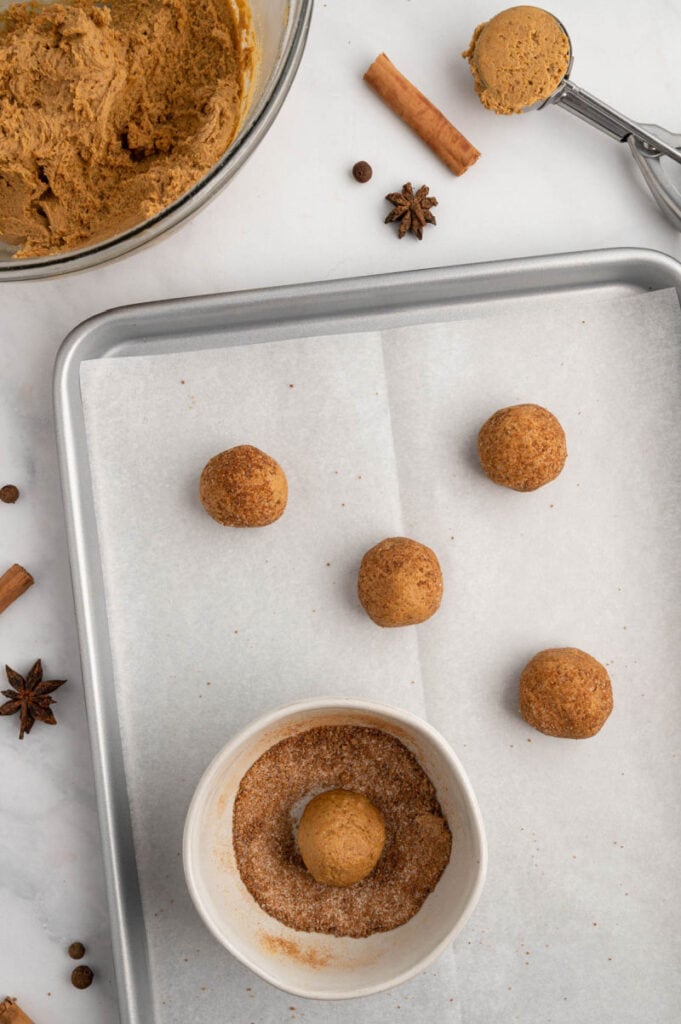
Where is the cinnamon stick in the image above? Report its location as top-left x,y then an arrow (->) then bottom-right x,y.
0,564 -> 34,615
0,998 -> 35,1024
364,53 -> 480,176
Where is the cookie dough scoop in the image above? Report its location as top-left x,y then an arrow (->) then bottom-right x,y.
464,6 -> 681,230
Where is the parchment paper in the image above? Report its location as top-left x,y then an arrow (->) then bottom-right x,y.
80,286 -> 681,1023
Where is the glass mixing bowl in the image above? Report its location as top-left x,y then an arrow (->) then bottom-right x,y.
0,0 -> 313,280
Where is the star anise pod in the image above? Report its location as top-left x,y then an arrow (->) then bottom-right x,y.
385,182 -> 438,239
0,660 -> 66,739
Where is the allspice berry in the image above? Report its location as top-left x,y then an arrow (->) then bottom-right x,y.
519,647 -> 613,739
199,444 -> 288,527
68,941 -> 86,960
358,536 -> 443,627
352,160 -> 373,183
477,403 -> 567,491
0,484 -> 19,504
298,789 -> 386,887
71,964 -> 94,989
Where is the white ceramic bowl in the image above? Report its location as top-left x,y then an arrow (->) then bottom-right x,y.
183,697 -> 487,1000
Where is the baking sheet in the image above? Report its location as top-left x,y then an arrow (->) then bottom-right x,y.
75,279 -> 681,1023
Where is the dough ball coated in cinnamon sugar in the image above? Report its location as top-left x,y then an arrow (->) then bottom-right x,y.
297,789 -> 386,887
358,536 -> 443,627
477,403 -> 567,491
200,445 -> 287,527
519,647 -> 613,739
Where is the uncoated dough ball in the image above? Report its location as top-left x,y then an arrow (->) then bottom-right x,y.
199,445 -> 287,527
358,536 -> 443,627
297,789 -> 386,887
477,403 -> 567,491
519,647 -> 613,739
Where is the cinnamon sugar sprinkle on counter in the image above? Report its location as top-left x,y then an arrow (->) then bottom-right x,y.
233,725 -> 452,938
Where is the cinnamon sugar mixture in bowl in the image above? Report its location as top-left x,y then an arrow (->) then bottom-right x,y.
183,700 -> 487,999
233,725 -> 452,937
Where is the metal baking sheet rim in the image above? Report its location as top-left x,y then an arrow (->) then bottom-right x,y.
53,247 -> 681,1024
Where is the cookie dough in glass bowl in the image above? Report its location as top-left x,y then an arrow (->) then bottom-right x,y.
0,0 -> 311,279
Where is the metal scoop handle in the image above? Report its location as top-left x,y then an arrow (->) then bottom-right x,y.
548,79 -> 681,165
628,127 -> 681,231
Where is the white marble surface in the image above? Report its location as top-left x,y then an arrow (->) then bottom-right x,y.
1,0 -> 680,1020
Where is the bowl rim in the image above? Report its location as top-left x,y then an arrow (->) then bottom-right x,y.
182,695 -> 488,1000
0,0 -> 314,281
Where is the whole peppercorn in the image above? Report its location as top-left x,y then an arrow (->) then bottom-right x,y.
352,160 -> 373,183
71,965 -> 94,989
68,941 -> 86,960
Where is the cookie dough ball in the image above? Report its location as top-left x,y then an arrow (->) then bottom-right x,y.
477,403 -> 567,491
463,6 -> 570,115
519,647 -> 613,739
358,537 -> 443,627
199,445 -> 287,527
298,789 -> 386,887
